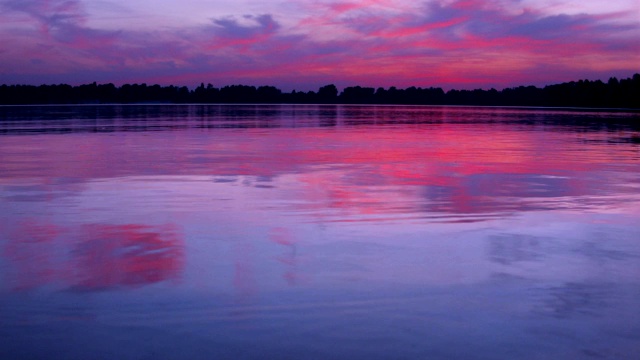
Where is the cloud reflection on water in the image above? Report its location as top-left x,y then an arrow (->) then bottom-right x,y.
1,108 -> 638,220
0,106 -> 639,359
0,106 -> 638,294
1,221 -> 184,292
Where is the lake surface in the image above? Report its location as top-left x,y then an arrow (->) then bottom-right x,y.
1,105 -> 639,359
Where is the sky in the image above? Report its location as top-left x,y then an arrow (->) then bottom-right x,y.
0,0 -> 638,91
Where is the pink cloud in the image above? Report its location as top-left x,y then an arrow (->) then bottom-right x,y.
0,0 -> 637,90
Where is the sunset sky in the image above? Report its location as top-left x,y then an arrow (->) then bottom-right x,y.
1,0 -> 638,90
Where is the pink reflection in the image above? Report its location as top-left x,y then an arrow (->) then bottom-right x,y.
1,221 -> 184,292
1,117 -> 638,218
269,227 -> 299,285
72,224 -> 184,290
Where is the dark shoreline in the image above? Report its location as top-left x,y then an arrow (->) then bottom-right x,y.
1,103 -> 640,112
1,74 -> 639,109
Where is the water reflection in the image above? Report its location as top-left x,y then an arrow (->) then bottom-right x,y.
2,219 -> 64,291
71,224 -> 184,291
535,282 -> 611,319
270,227 -> 300,286
1,104 -> 639,134
1,221 -> 184,292
488,234 -> 546,265
1,105 -> 639,359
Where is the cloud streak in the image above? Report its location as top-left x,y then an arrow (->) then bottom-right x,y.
0,0 -> 638,90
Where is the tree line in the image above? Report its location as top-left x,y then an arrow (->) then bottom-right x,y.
1,74 -> 638,108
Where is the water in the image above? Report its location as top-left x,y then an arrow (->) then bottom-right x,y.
1,105 -> 639,359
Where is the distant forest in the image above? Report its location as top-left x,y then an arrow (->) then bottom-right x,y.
1,74 -> 639,108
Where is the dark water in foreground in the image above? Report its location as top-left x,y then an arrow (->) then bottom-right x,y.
1,105 -> 639,359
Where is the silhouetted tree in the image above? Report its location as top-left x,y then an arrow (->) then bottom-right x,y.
317,84 -> 338,103
256,86 -> 282,103
340,86 -> 375,104
0,74 -> 638,108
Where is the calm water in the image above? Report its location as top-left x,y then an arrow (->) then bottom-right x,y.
1,105 -> 639,359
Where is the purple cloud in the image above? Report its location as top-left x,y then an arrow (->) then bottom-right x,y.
0,0 -> 637,90
211,14 -> 279,38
